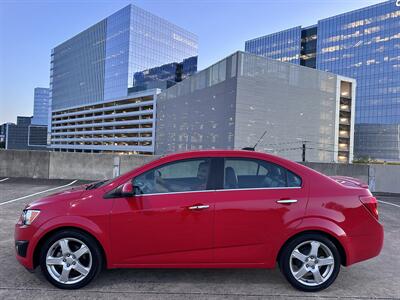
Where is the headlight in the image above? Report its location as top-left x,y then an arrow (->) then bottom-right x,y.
21,210 -> 40,225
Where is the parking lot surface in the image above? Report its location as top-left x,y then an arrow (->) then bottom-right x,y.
0,178 -> 399,299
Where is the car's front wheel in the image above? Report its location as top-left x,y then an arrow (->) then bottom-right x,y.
279,233 -> 341,292
39,229 -> 102,289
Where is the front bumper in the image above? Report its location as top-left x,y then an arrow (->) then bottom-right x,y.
15,240 -> 29,257
14,224 -> 37,270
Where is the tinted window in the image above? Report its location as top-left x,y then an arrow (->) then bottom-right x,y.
225,159 -> 268,176
224,158 -> 302,189
287,170 -> 302,187
133,159 -> 211,194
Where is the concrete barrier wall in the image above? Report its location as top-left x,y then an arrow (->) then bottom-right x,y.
0,150 -> 399,193
119,155 -> 160,175
369,164 -> 400,194
48,152 -> 161,180
48,152 -> 116,180
303,162 -> 370,185
0,150 -> 160,181
0,150 -> 50,178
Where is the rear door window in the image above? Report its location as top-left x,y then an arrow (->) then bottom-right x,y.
224,158 -> 302,189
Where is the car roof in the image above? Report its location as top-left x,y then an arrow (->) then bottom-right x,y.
161,149 -> 278,158
158,149 -> 301,169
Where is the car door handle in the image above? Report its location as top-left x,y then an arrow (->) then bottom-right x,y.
276,199 -> 298,204
188,204 -> 210,210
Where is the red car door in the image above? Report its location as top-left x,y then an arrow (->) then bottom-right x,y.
214,157 -> 308,264
109,158 -> 215,265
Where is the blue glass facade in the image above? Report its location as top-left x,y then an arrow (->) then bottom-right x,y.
316,1 -> 400,125
50,20 -> 107,110
103,5 -> 131,100
128,5 -> 198,90
32,88 -> 50,126
130,56 -> 198,92
51,4 -> 198,110
245,0 -> 400,160
245,27 -> 301,64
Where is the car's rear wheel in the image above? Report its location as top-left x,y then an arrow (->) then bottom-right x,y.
279,233 -> 341,292
39,229 -> 102,289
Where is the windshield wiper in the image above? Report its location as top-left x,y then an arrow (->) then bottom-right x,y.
86,180 -> 107,190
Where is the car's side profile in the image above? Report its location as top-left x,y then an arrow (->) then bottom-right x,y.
14,150 -> 383,291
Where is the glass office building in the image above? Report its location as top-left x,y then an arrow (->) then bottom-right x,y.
50,4 -> 198,111
49,4 -> 198,153
245,0 -> 400,160
130,56 -> 198,93
244,27 -> 301,64
31,88 -> 50,126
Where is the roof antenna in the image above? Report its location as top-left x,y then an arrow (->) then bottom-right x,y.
242,130 -> 267,151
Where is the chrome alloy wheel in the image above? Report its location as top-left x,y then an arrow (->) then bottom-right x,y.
46,238 -> 92,285
289,240 -> 335,287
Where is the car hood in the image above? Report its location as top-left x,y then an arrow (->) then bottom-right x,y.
26,184 -> 88,209
329,176 -> 369,188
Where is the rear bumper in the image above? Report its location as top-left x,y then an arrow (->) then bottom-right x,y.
346,220 -> 384,266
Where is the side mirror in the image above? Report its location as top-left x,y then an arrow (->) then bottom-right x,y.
120,182 -> 135,197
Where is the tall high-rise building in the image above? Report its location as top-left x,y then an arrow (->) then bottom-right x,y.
31,88 -> 50,126
245,0 -> 400,161
49,4 -> 198,153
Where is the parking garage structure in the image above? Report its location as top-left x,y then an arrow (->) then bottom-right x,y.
156,51 -> 356,163
49,89 -> 159,154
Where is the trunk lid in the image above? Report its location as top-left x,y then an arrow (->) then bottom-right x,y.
329,175 -> 369,189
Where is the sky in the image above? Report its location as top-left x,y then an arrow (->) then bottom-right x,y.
0,0 -> 385,124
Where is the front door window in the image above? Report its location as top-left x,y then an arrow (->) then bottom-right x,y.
133,158 -> 211,194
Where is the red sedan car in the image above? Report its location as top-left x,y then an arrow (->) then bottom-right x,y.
15,150 -> 383,291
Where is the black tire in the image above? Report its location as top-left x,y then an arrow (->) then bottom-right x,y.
39,229 -> 103,289
279,233 -> 341,292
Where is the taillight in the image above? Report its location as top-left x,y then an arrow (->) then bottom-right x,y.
359,196 -> 379,220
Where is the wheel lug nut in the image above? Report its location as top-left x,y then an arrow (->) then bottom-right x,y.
63,259 -> 66,262
306,264 -> 309,267
72,261 -> 76,265
67,264 -> 70,267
